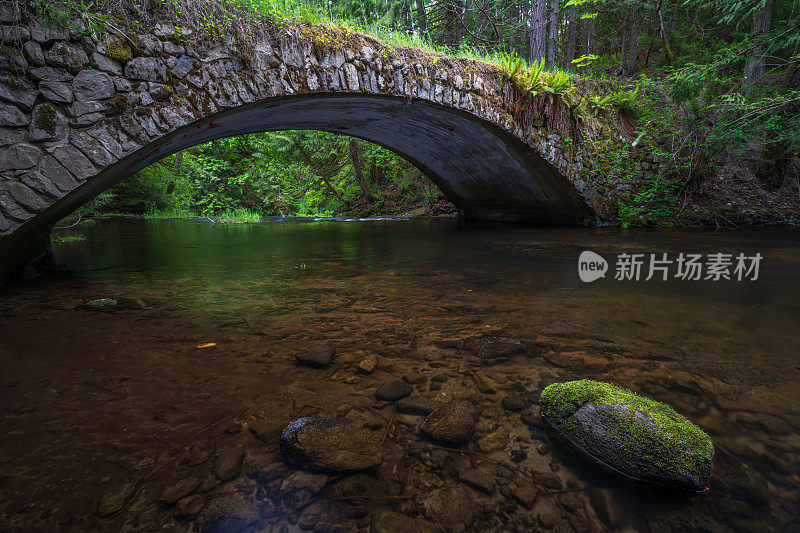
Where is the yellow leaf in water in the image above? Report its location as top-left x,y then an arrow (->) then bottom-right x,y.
196,342 -> 216,349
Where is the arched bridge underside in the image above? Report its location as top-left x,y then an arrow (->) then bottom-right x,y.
0,11 -> 595,280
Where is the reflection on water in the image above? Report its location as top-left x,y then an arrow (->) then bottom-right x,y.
1,218 -> 798,531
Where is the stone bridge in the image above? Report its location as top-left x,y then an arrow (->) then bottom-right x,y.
0,6 -> 597,280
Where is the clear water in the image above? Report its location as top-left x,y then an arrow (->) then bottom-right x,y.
1,218 -> 798,531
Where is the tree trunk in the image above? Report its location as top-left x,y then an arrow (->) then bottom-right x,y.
564,3 -> 578,69
454,0 -> 464,46
547,0 -> 559,67
442,1 -> 457,47
530,0 -> 547,62
584,13 -> 596,55
783,39 -> 800,88
656,0 -> 674,66
744,0 -> 774,85
620,12 -> 640,76
628,14 -> 640,73
349,139 -> 373,201
415,0 -> 427,39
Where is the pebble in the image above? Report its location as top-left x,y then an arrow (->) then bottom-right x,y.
213,445 -> 245,482
460,468 -> 495,494
476,427 -> 509,452
248,419 -> 283,441
537,443 -> 548,454
501,394 -> 528,412
246,460 -> 289,483
199,493 -> 259,533
375,380 -> 412,402
182,441 -> 213,466
396,396 -> 441,416
472,371 -> 499,393
533,471 -> 562,490
357,353 -> 378,373
510,449 -> 527,463
159,477 -> 199,504
510,483 -> 539,509
422,484 -> 475,530
97,478 -> 137,517
174,494 -> 203,518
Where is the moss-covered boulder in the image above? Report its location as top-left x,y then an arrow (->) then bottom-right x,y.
280,417 -> 384,472
540,379 -> 713,493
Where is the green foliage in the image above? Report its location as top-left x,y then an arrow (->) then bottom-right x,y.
51,233 -> 87,244
541,71 -> 573,98
97,131 -> 443,220
517,58 -> 547,97
588,94 -> 615,115
499,50 -> 523,80
611,87 -> 639,117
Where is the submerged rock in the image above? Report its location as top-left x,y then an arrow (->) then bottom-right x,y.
97,478 -> 137,516
295,344 -> 335,367
159,477 -> 199,504
419,400 -> 475,444
174,494 -> 203,518
375,380 -> 412,402
213,445 -> 245,482
357,353 -> 378,373
370,511 -> 439,533
199,493 -> 259,533
540,379 -> 713,492
77,298 -> 117,312
421,484 -> 475,530
280,417 -> 383,472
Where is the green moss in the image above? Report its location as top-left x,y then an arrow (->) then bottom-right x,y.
541,379 -> 713,473
51,233 -> 86,244
87,298 -> 117,309
35,103 -> 58,135
106,38 -> 131,62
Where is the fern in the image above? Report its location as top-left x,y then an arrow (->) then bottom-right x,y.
499,50 -> 523,81
611,87 -> 640,117
541,70 -> 572,99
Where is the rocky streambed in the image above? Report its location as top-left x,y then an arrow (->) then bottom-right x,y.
1,220 -> 799,532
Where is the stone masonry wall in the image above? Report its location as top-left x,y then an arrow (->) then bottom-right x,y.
0,4 -> 592,238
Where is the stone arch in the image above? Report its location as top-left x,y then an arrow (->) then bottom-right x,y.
0,11 -> 594,280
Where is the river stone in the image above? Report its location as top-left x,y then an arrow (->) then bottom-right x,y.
199,493 -> 259,533
357,353 -> 378,373
213,445 -> 245,482
295,343 -> 335,367
375,379 -> 412,402
97,478 -> 137,516
419,400 -> 475,444
540,379 -> 713,492
421,484 -> 475,530
159,477 -> 200,504
460,468 -> 495,494
280,416 -> 383,472
476,426 -> 510,453
370,511 -> 439,533
174,494 -> 204,518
